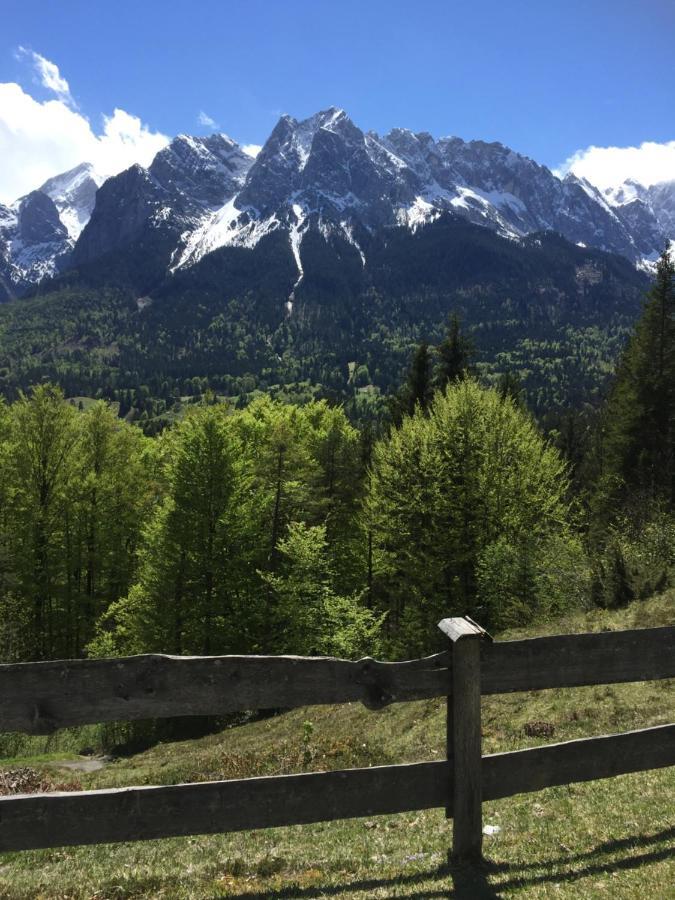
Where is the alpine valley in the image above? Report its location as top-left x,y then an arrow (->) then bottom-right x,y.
0,107 -> 672,423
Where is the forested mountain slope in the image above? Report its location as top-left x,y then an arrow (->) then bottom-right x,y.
0,216 -> 649,419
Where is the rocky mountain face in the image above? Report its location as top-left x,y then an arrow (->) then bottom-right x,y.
72,134 -> 254,285
606,178 -> 675,250
647,181 -> 675,236
0,137 -> 252,300
169,109 -> 670,283
2,108 -> 674,301
0,191 -> 70,301
40,162 -> 106,240
0,163 -> 104,301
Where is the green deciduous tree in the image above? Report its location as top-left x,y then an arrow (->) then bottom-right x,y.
233,396 -> 322,577
0,389 -> 152,660
90,406 -> 254,657
261,521 -> 383,658
69,402 -> 153,653
368,380 -> 573,653
4,385 -> 79,659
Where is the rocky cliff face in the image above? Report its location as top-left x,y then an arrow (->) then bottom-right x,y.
605,178 -> 675,255
0,191 -> 71,300
72,133 -> 254,282
0,163 -> 107,301
40,162 -> 105,240
162,109 -> 670,284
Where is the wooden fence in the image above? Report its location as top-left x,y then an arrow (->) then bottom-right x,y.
0,618 -> 673,860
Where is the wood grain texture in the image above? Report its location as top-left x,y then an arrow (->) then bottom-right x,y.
0,652 -> 449,734
0,761 -> 445,852
480,626 -> 675,694
0,724 -> 671,852
0,626 -> 672,733
450,637 -> 483,860
438,617 -> 487,642
483,722 -> 675,800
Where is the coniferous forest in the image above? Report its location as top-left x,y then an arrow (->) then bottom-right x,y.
0,220 -> 649,434
0,248 -> 672,670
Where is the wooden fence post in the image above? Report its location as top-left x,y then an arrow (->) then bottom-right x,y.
438,616 -> 490,862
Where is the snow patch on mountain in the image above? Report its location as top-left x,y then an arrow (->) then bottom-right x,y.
0,188 -> 75,297
339,221 -> 366,265
40,162 -> 107,239
7,238 -> 63,282
288,203 -> 308,308
399,196 -> 440,230
0,204 -> 17,231
172,198 -> 281,270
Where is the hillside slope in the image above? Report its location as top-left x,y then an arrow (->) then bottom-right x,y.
0,219 -> 650,419
0,592 -> 672,898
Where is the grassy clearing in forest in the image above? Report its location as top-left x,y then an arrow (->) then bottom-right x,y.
0,592 -> 672,898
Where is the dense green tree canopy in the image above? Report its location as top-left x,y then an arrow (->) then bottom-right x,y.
368,380 -> 576,652
593,246 -> 675,526
0,322 -> 670,667
0,387 -> 152,660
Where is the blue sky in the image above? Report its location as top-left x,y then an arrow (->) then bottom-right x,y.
2,0 -> 675,201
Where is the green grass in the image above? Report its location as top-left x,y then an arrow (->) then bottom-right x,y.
0,722 -> 111,761
0,751 -> 80,767
0,592 -> 673,898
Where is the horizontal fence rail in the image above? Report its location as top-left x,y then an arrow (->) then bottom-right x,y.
0,621 -> 672,858
1,724 -> 672,852
1,625 -> 673,734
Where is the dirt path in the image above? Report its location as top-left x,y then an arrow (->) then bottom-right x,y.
45,757 -> 110,773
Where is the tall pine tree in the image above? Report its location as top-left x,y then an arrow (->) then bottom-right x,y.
368,380 -> 574,653
89,406 -> 254,657
391,341 -> 433,424
435,314 -> 474,389
594,245 -> 675,523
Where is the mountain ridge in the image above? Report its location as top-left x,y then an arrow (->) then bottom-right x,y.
1,107 -> 673,302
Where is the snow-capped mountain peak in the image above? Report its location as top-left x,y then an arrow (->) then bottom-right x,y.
603,178 -> 647,207
0,160 -> 109,300
75,110 -> 675,295
40,162 -> 107,240
0,190 -> 72,299
3,108 -> 675,303
601,177 -> 675,258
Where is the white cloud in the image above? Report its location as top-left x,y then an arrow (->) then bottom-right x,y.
0,80 -> 169,204
198,110 -> 217,128
242,143 -> 262,158
96,108 -> 168,172
18,46 -> 74,106
556,140 -> 675,192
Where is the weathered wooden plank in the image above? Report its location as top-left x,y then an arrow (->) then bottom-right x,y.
0,626 -> 672,733
0,761 -> 445,852
0,724 -> 671,852
483,722 -> 675,800
481,625 -> 675,694
0,652 -> 449,734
